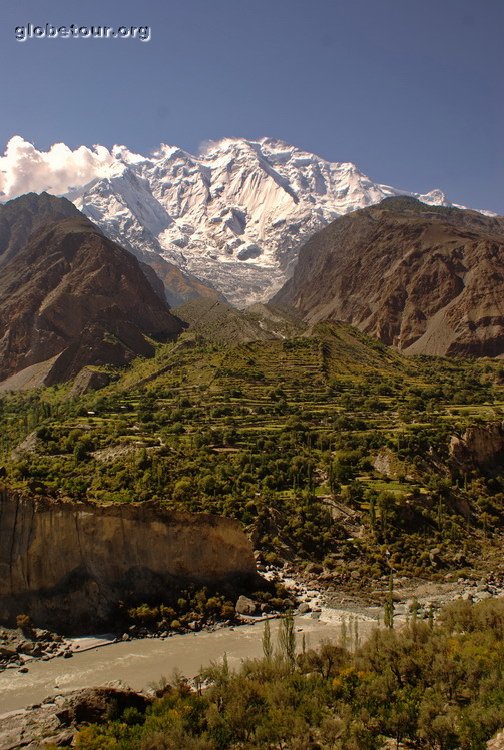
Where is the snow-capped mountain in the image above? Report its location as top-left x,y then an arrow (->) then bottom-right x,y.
68,137 -> 453,305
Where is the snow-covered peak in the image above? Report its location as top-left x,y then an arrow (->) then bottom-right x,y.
101,160 -> 130,179
60,136 -> 466,304
1,135 -> 475,305
199,137 -> 257,156
111,145 -> 146,165
418,188 -> 448,205
151,144 -> 195,163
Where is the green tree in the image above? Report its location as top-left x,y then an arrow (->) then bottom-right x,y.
277,611 -> 296,668
262,618 -> 273,661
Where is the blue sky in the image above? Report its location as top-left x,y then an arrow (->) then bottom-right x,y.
1,0 -> 502,211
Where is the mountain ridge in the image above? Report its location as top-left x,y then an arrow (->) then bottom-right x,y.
58,136 -> 472,304
1,137 -> 496,307
0,194 -> 183,388
273,197 -> 504,357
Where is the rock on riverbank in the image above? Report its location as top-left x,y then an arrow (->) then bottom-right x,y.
0,686 -> 149,750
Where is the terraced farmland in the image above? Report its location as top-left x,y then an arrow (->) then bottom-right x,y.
1,316 -> 504,583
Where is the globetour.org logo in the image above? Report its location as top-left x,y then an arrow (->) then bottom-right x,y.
15,24 -> 152,42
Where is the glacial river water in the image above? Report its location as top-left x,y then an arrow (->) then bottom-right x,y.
0,609 -> 382,716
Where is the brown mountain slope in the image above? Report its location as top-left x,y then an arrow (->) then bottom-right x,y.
0,192 -> 223,307
0,192 -> 82,269
273,197 -> 504,357
0,213 -> 183,387
141,248 -> 224,307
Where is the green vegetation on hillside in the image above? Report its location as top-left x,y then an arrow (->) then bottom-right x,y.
70,599 -> 504,750
1,319 -> 504,584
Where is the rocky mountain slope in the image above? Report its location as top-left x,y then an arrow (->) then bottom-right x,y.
0,190 -> 81,269
0,194 -> 183,388
273,197 -> 504,357
174,298 -> 305,345
68,138 -> 455,304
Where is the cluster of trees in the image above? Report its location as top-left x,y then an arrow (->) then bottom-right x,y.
124,582 -> 291,634
1,335 -> 503,579
71,599 -> 504,750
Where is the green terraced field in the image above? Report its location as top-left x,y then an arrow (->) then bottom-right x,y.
1,317 -> 504,583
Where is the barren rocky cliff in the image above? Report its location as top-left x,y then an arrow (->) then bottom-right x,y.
273,197 -> 504,357
0,490 -> 257,633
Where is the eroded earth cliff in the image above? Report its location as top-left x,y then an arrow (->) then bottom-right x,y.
0,489 -> 257,633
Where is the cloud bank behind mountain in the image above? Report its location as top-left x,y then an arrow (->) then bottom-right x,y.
0,136 -> 118,200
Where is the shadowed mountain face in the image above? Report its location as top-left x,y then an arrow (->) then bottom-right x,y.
0,195 -> 183,387
0,192 -> 222,308
140,249 -> 224,308
0,192 -> 82,270
273,197 -> 504,357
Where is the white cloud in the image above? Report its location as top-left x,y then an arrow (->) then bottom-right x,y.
0,136 -> 118,201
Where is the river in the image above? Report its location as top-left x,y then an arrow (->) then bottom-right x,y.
0,608 -> 381,716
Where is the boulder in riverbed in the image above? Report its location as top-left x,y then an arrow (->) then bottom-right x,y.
235,595 -> 257,615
